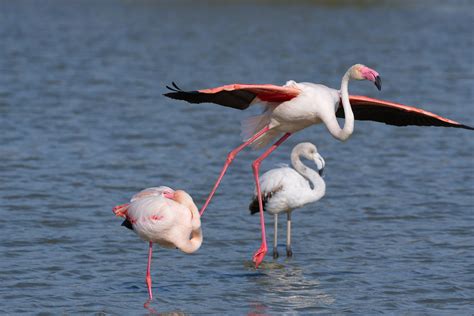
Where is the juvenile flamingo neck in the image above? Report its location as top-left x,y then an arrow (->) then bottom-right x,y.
291,152 -> 326,203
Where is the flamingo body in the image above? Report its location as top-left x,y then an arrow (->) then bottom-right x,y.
113,187 -> 202,299
126,196 -> 200,251
249,167 -> 308,214
249,142 -> 326,258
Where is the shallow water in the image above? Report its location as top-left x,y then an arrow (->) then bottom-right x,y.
1,0 -> 473,314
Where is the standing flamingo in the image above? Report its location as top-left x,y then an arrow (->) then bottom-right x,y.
164,63 -> 473,268
249,142 -> 326,259
113,187 -> 202,299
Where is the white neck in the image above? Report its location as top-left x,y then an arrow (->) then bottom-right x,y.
337,70 -> 355,141
291,152 -> 326,204
178,227 -> 203,254
173,193 -> 203,254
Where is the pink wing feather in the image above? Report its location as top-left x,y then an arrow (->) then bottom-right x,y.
164,82 -> 300,110
164,82 -> 472,129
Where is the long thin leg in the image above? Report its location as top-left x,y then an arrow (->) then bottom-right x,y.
287,211 -> 293,257
252,133 -> 291,268
273,214 -> 279,259
146,242 -> 153,300
199,126 -> 270,216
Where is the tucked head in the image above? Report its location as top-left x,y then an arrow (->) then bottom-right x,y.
171,189 -> 196,206
350,64 -> 382,91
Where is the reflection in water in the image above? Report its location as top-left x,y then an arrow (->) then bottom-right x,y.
144,299 -> 187,316
248,263 -> 335,313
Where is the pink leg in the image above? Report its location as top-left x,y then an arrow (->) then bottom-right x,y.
251,133 -> 292,268
146,242 -> 153,300
199,126 -> 271,216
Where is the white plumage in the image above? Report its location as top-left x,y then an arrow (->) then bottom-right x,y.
249,142 -> 326,258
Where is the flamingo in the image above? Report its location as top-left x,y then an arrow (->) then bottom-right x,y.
249,142 -> 326,259
113,186 -> 202,299
164,63 -> 473,268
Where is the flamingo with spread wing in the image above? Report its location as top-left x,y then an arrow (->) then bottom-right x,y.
164,64 -> 473,268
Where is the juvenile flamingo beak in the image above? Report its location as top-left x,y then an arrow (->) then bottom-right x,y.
374,76 -> 382,91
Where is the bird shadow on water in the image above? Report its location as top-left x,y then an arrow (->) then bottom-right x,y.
243,260 -> 335,313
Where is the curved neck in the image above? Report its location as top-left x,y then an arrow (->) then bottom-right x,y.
176,193 -> 201,231
337,71 -> 355,141
179,228 -> 203,254
188,203 -> 201,231
291,152 -> 326,203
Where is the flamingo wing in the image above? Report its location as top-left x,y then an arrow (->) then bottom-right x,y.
163,82 -> 301,110
337,95 -> 474,130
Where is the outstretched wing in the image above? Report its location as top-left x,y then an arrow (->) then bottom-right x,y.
163,82 -> 301,110
336,95 -> 474,130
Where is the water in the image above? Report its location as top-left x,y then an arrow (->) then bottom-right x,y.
1,0 -> 473,314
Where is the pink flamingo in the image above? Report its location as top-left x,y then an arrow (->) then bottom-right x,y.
164,63 -> 473,268
113,186 -> 202,299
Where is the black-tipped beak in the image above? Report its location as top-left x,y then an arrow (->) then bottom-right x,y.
374,76 -> 382,91
121,219 -> 134,231
318,168 -> 324,177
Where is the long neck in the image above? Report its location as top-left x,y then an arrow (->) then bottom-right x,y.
337,71 -> 355,141
291,153 -> 326,204
179,227 -> 203,254
187,202 -> 201,231
173,193 -> 203,254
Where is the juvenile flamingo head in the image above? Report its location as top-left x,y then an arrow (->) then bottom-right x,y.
350,64 -> 382,91
296,142 -> 326,176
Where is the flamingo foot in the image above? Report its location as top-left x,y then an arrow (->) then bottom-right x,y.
252,244 -> 267,268
113,203 -> 130,217
273,247 -> 279,259
146,274 -> 153,300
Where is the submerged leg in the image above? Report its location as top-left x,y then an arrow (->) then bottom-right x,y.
273,214 -> 279,259
199,126 -> 270,216
252,133 -> 291,268
146,242 -> 153,300
286,211 -> 293,257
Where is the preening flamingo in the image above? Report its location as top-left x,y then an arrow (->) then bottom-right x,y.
113,187 -> 202,299
249,142 -> 326,259
164,63 -> 473,268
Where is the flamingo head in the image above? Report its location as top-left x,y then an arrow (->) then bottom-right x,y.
351,64 -> 382,91
296,142 -> 326,177
172,190 -> 194,205
173,190 -> 200,220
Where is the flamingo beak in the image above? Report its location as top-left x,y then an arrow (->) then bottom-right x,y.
314,155 -> 325,177
374,76 -> 382,91
318,167 -> 324,177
